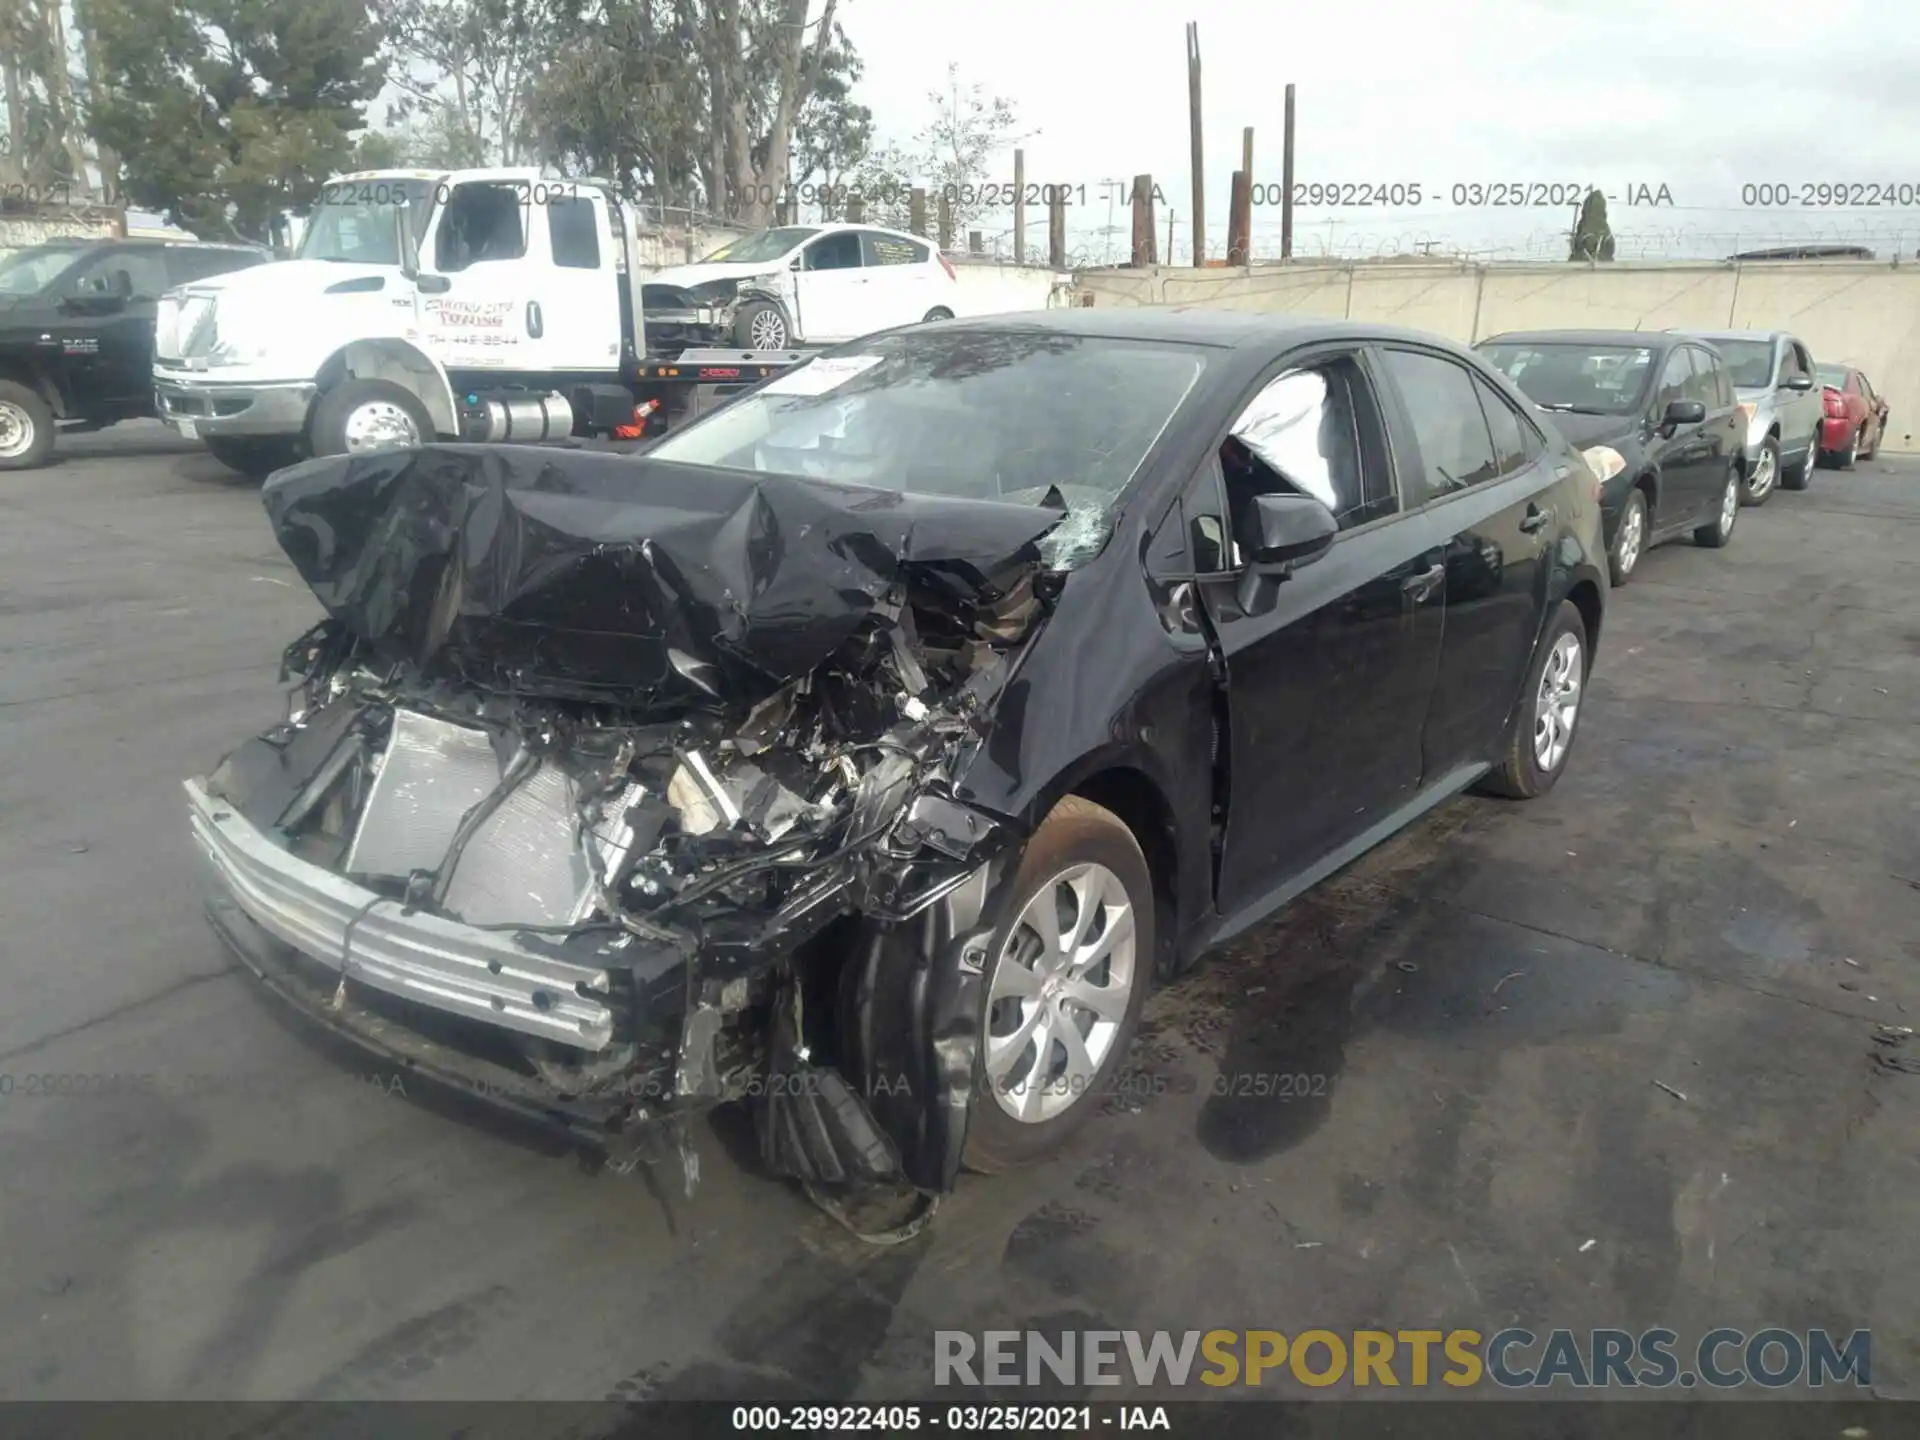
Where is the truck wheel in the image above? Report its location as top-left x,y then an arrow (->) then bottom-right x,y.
733,300 -> 791,351
310,379 -> 433,458
0,380 -> 56,471
205,436 -> 304,480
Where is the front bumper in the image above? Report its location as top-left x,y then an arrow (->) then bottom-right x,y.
154,375 -> 315,439
187,777 -> 621,1050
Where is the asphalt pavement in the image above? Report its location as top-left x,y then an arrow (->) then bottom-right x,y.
1,422 -> 1915,1403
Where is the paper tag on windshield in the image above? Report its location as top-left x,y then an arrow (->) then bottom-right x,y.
763,355 -> 883,397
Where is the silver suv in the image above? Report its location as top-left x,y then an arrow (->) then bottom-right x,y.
1673,330 -> 1822,504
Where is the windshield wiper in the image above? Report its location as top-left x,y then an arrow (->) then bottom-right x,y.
1536,403 -> 1616,416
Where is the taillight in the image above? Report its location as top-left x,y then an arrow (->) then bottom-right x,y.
937,252 -> 957,281
1822,387 -> 1846,417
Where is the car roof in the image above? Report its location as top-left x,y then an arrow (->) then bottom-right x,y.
921,306 -> 1485,353
1672,328 -> 1788,342
1478,329 -> 1679,349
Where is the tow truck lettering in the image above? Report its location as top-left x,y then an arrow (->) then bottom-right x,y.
424,299 -> 515,328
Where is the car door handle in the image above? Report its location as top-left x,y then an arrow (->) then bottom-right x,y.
1518,505 -> 1550,534
526,301 -> 544,338
1401,562 -> 1446,600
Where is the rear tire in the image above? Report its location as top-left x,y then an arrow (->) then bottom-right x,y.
922,306 -> 955,323
1480,601 -> 1589,801
1840,427 -> 1861,470
205,435 -> 304,479
962,796 -> 1154,1175
0,380 -> 57,471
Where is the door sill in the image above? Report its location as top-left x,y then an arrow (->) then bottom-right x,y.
1199,761 -> 1491,954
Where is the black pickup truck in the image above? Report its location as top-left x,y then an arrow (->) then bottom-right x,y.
0,237 -> 268,469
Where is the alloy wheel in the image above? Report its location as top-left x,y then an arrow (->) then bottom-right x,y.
1533,632 -> 1583,773
0,400 -> 34,460
986,861 -> 1138,1124
749,310 -> 788,348
1747,446 -> 1776,499
1846,430 -> 1860,467
342,400 -> 421,453
1720,472 -> 1739,537
1615,502 -> 1644,576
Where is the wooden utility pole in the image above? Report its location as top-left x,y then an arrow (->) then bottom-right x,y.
968,230 -> 983,255
1012,148 -> 1026,263
846,195 -> 864,223
1227,172 -> 1250,265
1130,174 -> 1157,266
1281,83 -> 1297,261
937,190 -> 953,250
909,187 -> 927,237
1048,187 -> 1066,267
1186,22 -> 1205,265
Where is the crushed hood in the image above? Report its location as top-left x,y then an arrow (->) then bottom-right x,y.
262,445 -> 1063,709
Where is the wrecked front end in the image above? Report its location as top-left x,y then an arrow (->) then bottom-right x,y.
189,446 -> 1062,1204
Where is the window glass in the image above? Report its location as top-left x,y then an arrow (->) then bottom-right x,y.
71,249 -> 169,300
863,232 -> 929,266
1711,339 -> 1775,388
1780,342 -> 1811,380
1681,348 -> 1720,408
548,197 -> 601,269
1224,359 -> 1392,530
804,232 -> 863,270
1702,351 -> 1732,407
1472,373 -> 1534,478
1652,349 -> 1692,414
434,184 -> 527,271
1477,341 -> 1653,416
1379,348 -> 1500,506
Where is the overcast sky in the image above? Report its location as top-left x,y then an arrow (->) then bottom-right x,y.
838,0 -> 1920,263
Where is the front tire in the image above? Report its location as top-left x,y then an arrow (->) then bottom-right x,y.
1693,464 -> 1740,549
1781,434 -> 1816,490
1741,437 -> 1778,506
0,380 -> 57,471
205,435 -> 305,480
1607,488 -> 1647,587
1481,601 -> 1588,801
310,380 -> 432,459
922,306 -> 955,323
962,796 -> 1154,1174
733,299 -> 791,350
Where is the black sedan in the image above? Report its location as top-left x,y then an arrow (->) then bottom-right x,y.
1476,329 -> 1747,585
185,311 -> 1608,1215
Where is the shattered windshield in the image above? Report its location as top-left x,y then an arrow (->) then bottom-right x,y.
645,329 -> 1210,568
295,179 -> 437,264
0,246 -> 84,295
700,227 -> 818,263
1477,342 -> 1654,416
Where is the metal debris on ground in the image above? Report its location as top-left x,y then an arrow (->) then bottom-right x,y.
1652,1080 -> 1688,1102
1578,1239 -> 1596,1253
1396,961 -> 1419,973
1491,970 -> 1526,996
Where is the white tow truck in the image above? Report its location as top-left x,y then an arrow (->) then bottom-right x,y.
150,167 -> 821,476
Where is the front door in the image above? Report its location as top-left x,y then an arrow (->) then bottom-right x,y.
416,180 -> 537,374
791,230 -> 869,342
1778,338 -> 1822,467
1198,348 -> 1447,916
54,247 -> 169,407
1644,346 -> 1716,525
1372,346 -> 1556,777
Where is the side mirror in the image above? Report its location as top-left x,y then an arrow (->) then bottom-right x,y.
395,201 -> 421,280
1247,492 -> 1338,572
1663,399 -> 1707,427
1783,373 -> 1814,392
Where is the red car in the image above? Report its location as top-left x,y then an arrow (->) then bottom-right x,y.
1815,364 -> 1890,468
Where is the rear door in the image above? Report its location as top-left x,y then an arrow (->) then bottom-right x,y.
1373,345 -> 1559,778
1197,346 -> 1447,914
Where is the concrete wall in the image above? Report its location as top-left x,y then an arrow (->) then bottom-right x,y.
1074,260 -> 1920,451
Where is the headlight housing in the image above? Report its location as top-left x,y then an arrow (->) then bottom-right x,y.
685,278 -> 740,303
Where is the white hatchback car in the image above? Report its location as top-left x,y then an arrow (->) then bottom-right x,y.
645,223 -> 962,349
